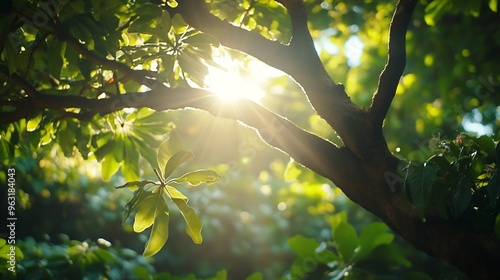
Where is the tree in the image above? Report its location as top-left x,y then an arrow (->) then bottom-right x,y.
1,0 -> 499,279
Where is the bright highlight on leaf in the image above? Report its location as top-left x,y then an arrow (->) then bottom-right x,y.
171,198 -> 203,244
173,170 -> 220,186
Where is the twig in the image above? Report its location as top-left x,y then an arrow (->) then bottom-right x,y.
369,0 -> 417,127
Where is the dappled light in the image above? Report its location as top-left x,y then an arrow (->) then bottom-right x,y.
1,0 -> 499,279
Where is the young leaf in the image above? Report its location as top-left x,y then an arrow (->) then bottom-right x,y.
123,188 -> 148,224
157,132 -> 183,176
333,222 -> 359,261
163,151 -> 194,179
356,222 -> 394,260
165,186 -> 188,200
116,180 -> 157,189
287,235 -> 320,259
134,192 -> 162,233
172,170 -> 220,186
171,198 -> 203,244
143,210 -> 170,257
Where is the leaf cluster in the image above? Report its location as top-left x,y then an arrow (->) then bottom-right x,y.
117,131 -> 220,257
284,212 -> 428,279
401,134 -> 500,235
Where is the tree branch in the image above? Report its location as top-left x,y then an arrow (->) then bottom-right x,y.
60,33 -> 163,89
0,87 -> 363,186
369,0 -> 417,127
170,0 -> 376,160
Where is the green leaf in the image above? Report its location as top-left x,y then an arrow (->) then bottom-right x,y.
178,51 -> 209,86
330,211 -> 348,236
47,36 -> 66,79
116,180 -> 157,189
172,170 -> 220,186
130,135 -> 158,169
58,120 -> 76,157
333,222 -> 359,261
165,185 -> 188,200
356,222 -> 394,260
123,141 -> 140,181
160,11 -> 172,32
474,135 -> 496,160
451,178 -> 472,215
172,13 -> 188,34
143,210 -> 170,257
487,172 -> 500,207
163,151 -> 194,179
27,115 -> 42,132
407,162 -> 437,219
123,188 -> 156,224
113,138 -> 124,162
102,153 -> 121,181
134,192 -> 161,232
171,198 -> 203,244
287,235 -> 319,259
157,132 -> 183,176
94,139 -> 116,161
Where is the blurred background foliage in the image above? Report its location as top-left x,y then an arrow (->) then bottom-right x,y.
0,0 -> 498,278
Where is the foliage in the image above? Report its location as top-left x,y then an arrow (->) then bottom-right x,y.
117,131 -> 220,257
0,237 -> 153,280
400,134 -> 500,233
284,212 -> 431,279
0,0 -> 499,278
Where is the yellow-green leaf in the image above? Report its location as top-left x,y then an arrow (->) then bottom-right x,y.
116,180 -> 157,189
143,210 -> 170,257
172,170 -> 220,186
157,132 -> 183,177
102,153 -> 121,181
165,186 -> 188,200
133,192 -> 160,232
172,198 -> 203,244
123,141 -> 140,181
163,151 -> 194,179
27,115 -> 42,132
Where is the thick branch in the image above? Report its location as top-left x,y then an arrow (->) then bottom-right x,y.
0,88 -> 361,185
171,0 -> 376,160
369,0 -> 417,127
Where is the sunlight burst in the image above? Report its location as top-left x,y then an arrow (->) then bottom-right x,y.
204,56 -> 284,104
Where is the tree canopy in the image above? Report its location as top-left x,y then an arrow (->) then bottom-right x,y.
1,0 -> 499,279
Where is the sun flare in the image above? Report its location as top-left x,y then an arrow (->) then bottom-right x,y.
204,56 -> 284,104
